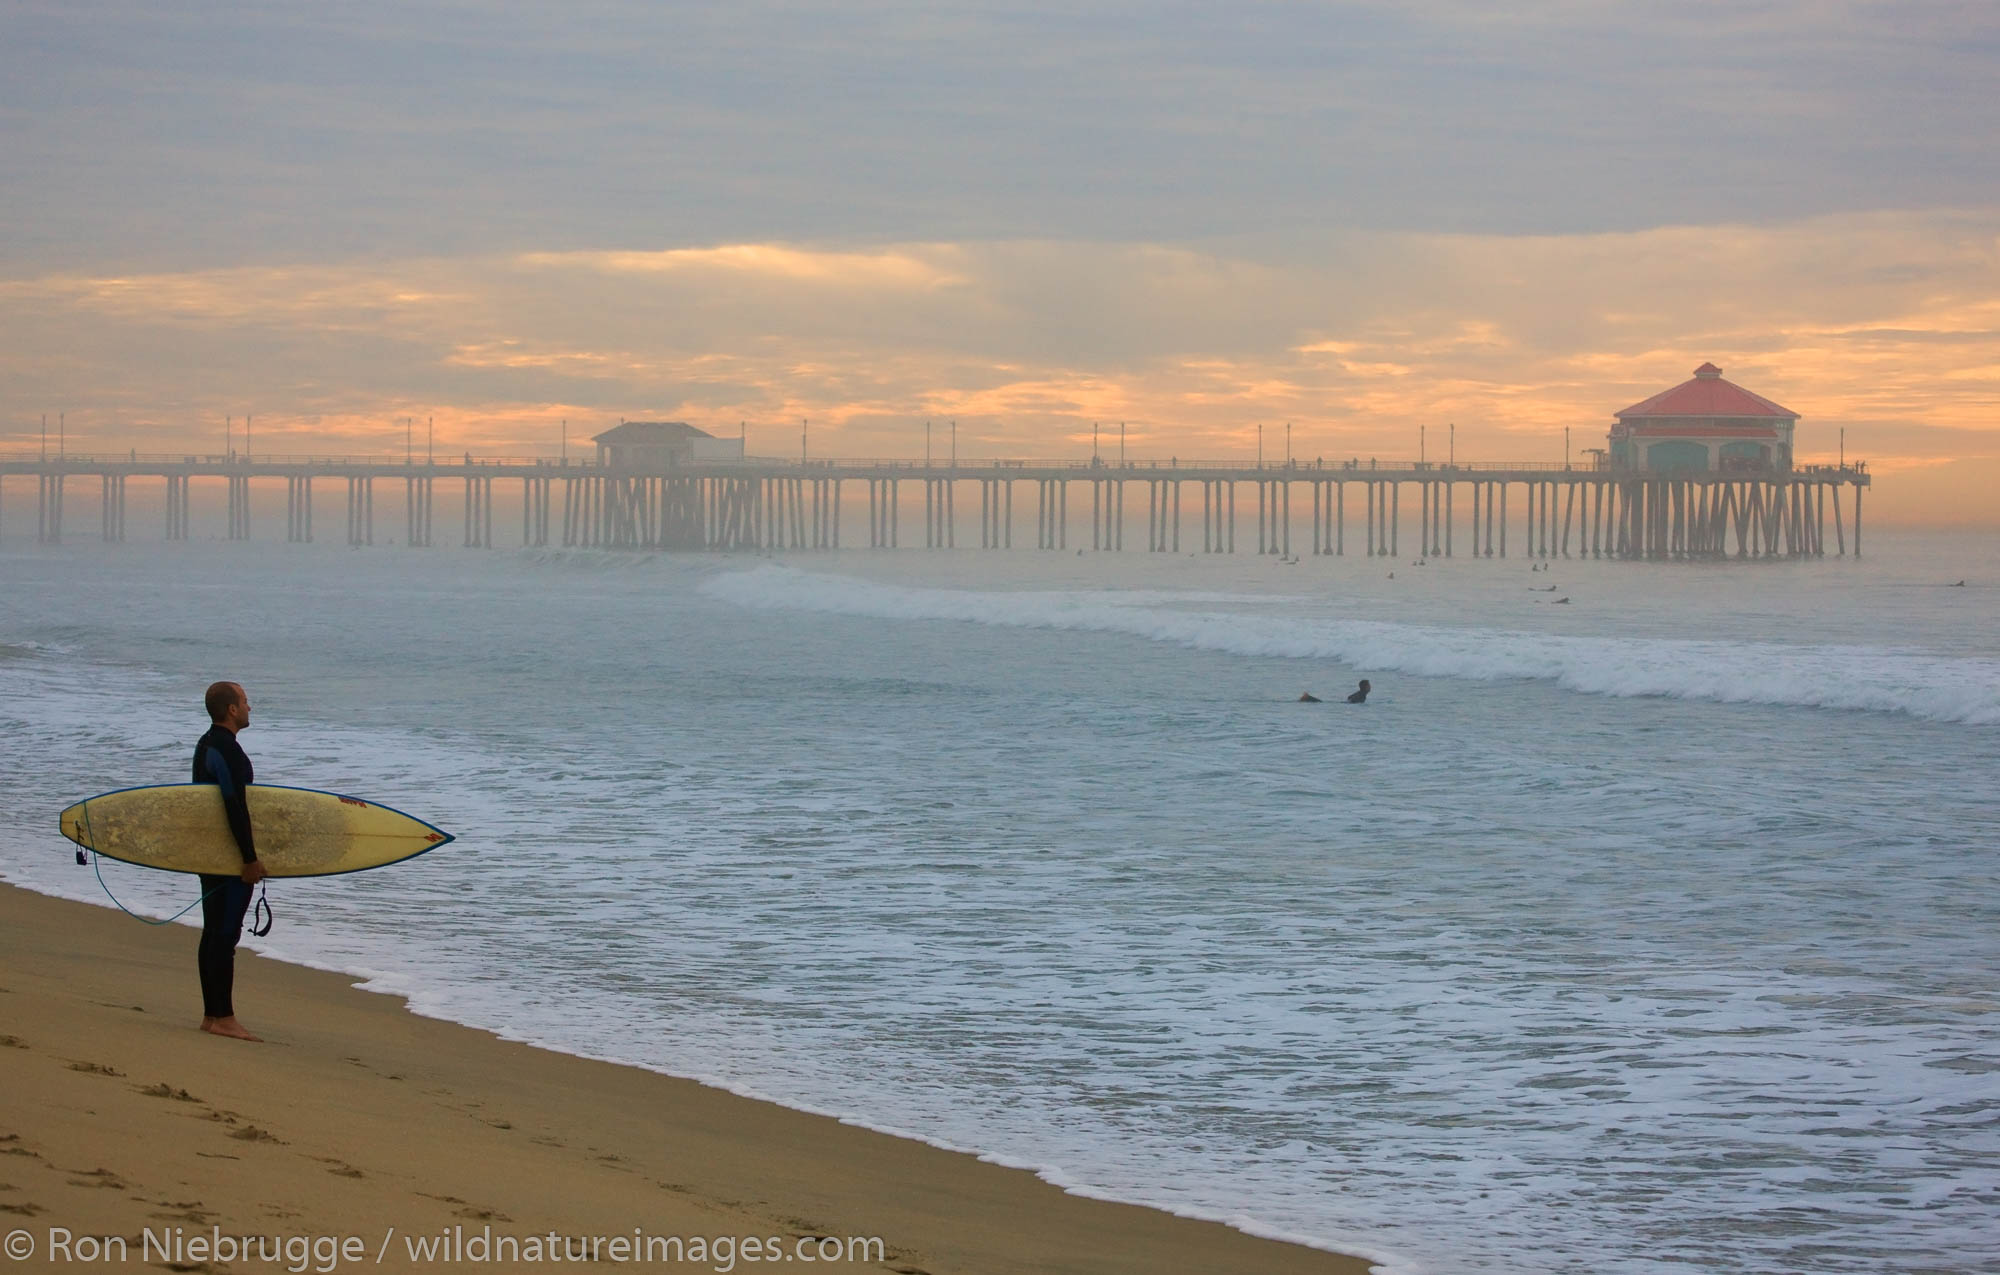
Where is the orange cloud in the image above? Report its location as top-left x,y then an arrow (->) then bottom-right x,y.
2,211 -> 1996,525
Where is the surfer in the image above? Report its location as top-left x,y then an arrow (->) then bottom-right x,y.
1297,691 -> 1322,702
192,681 -> 266,1042
1346,679 -> 1371,703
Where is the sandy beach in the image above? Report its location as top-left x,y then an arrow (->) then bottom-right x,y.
0,882 -> 1374,1274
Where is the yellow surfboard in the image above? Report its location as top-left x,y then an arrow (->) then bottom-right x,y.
60,784 -> 453,877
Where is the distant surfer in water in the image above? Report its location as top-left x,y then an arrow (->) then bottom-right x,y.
1299,680 -> 1370,703
192,681 -> 266,1042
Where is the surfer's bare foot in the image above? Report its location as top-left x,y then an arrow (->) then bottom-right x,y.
201,1016 -> 262,1042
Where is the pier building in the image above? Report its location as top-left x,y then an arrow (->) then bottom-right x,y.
1611,363 -> 1797,474
594,421 -> 744,468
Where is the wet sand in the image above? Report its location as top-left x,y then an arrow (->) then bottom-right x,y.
0,882 -> 1377,1273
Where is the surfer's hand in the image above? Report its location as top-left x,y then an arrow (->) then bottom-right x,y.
241,860 -> 268,885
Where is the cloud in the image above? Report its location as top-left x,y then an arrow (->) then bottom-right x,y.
5,0 -> 1999,273
0,208 -> 1994,522
523,246 -> 967,291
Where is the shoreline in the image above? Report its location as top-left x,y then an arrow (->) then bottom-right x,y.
0,880 -> 1381,1274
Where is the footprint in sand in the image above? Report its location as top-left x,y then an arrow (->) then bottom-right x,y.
0,1035 -> 26,1049
66,1060 -> 126,1076
454,1206 -> 514,1222
151,1203 -> 216,1224
228,1126 -> 283,1144
779,1215 -> 843,1243
138,1083 -> 203,1103
415,1193 -> 515,1223
62,1168 -> 129,1190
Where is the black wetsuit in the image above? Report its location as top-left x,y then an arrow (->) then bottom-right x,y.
192,725 -> 257,1019
1346,685 -> 1369,703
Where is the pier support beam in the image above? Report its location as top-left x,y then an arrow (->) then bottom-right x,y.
38,474 -> 64,543
286,476 -> 314,543
165,474 -> 190,541
226,473 -> 251,541
404,475 -> 433,547
347,476 -> 374,546
462,475 -> 493,548
100,473 -> 126,543
522,476 -> 552,547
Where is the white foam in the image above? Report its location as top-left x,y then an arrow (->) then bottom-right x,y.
701,564 -> 2000,725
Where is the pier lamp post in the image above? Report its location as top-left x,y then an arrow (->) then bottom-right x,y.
802,418 -> 808,465
952,419 -> 957,468
1285,421 -> 1291,467
1449,422 -> 1455,467
926,420 -> 932,468
1120,421 -> 1125,467
1257,423 -> 1263,469
1420,423 -> 1425,465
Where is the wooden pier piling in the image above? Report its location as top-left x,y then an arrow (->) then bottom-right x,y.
0,456 -> 1871,563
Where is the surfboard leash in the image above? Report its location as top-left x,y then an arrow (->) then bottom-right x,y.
77,797 -> 267,931
85,849 -> 219,926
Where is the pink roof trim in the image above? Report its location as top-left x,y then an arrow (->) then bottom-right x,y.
1616,364 -> 1797,420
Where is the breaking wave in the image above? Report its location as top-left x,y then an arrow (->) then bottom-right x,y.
702,565 -> 2000,725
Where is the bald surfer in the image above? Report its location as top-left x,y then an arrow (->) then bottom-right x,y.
192,681 -> 267,1042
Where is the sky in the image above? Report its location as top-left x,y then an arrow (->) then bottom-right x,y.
3,0 -> 1996,524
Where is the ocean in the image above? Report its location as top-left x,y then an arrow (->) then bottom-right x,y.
3,529 -> 1996,1274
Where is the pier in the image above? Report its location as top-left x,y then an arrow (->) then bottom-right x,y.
0,454 -> 1869,559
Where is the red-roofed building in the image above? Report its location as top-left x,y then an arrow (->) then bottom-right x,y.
1609,363 -> 1798,473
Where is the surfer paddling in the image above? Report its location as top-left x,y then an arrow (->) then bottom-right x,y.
1298,679 -> 1372,704
193,681 -> 266,1042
